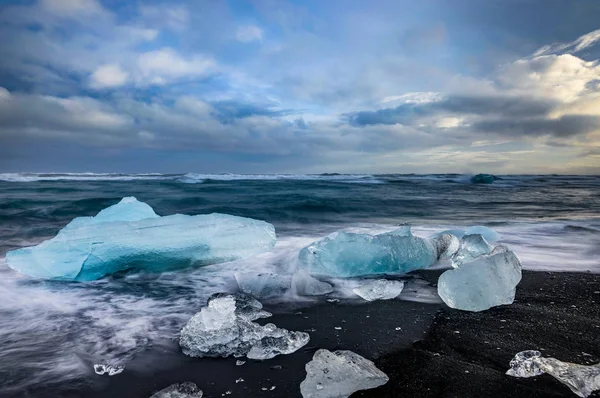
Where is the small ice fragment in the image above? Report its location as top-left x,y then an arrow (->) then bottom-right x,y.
224,391 -> 231,395
150,382 -> 203,398
270,386 -> 276,391
464,226 -> 501,242
334,327 -> 342,330
180,293 -> 309,359
451,234 -> 493,268
298,226 -> 438,277
352,279 -> 404,301
438,245 -> 522,312
236,360 -> 246,366
235,272 -> 291,299
431,233 -> 460,259
395,327 -> 401,331
300,349 -> 388,397
261,387 -> 268,391
93,364 -> 124,376
507,350 -> 600,397
235,378 -> 244,383
292,270 -> 333,296
7,197 -> 277,281
327,299 -> 339,303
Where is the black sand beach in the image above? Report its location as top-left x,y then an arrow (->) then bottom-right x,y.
32,270 -> 599,398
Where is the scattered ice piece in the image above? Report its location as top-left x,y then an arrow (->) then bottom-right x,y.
235,378 -> 244,383
464,226 -> 501,242
327,299 -> 340,303
352,279 -> 405,301
451,234 -> 493,268
431,233 -> 460,259
300,349 -> 389,398
6,197 -> 277,281
93,364 -> 124,376
395,327 -> 401,331
235,272 -> 291,299
262,387 -> 268,391
334,327 -> 342,330
298,226 -> 438,278
270,386 -> 276,391
236,360 -> 246,366
224,391 -> 231,395
150,382 -> 203,398
507,350 -> 600,397
180,294 -> 309,360
438,245 -> 522,311
292,270 -> 334,296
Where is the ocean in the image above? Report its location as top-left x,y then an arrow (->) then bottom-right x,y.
0,173 -> 599,396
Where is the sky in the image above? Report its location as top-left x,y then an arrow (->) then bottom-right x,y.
0,0 -> 600,174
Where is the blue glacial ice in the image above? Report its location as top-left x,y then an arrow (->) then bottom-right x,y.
451,234 -> 493,268
438,245 -> 522,311
437,226 -> 500,243
5,197 -> 277,281
470,173 -> 497,184
298,227 -> 440,278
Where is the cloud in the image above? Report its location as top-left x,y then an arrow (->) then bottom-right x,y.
235,25 -> 263,42
90,64 -> 128,88
136,48 -> 215,85
534,28 -> 600,56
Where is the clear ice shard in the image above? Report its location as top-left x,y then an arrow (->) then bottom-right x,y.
507,350 -> 600,398
432,233 -> 460,259
235,271 -> 333,298
300,349 -> 389,398
291,270 -> 334,296
464,226 -> 501,242
6,197 -> 277,281
149,382 -> 203,398
438,245 -> 522,312
451,234 -> 494,267
298,226 -> 438,277
179,293 -> 309,360
235,272 -> 291,299
93,364 -> 124,376
352,279 -> 405,301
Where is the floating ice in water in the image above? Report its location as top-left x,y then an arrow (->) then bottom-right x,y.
6,197 -> 276,281
507,350 -> 600,397
470,173 -> 497,184
235,272 -> 291,299
149,382 -> 203,398
298,226 -> 438,278
179,293 -> 309,360
93,364 -> 124,376
291,271 -> 334,296
451,234 -> 494,267
352,279 -> 405,301
300,349 -> 389,398
438,245 -> 522,312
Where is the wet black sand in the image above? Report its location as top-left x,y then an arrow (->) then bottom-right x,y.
30,271 -> 600,398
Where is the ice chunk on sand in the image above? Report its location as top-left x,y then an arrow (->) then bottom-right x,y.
150,382 -> 203,398
179,294 -> 309,359
6,197 -> 276,281
291,271 -> 334,296
507,350 -> 600,397
300,349 -> 388,398
298,227 -> 438,278
438,245 -> 522,312
207,292 -> 272,320
451,234 -> 494,267
352,279 -> 405,301
432,233 -> 460,259
93,364 -> 124,376
235,272 -> 291,299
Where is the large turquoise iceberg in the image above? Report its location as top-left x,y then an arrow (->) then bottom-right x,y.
298,226 -> 452,277
5,197 -> 277,281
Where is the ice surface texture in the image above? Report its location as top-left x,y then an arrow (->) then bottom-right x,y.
179,293 -> 309,360
235,271 -> 333,298
507,350 -> 600,397
298,226 -> 439,277
438,245 -> 522,311
451,234 -> 493,267
300,349 -> 388,398
352,279 -> 405,301
149,382 -> 203,398
93,364 -> 124,376
6,197 -> 276,281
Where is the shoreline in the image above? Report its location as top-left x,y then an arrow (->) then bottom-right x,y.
17,270 -> 600,398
